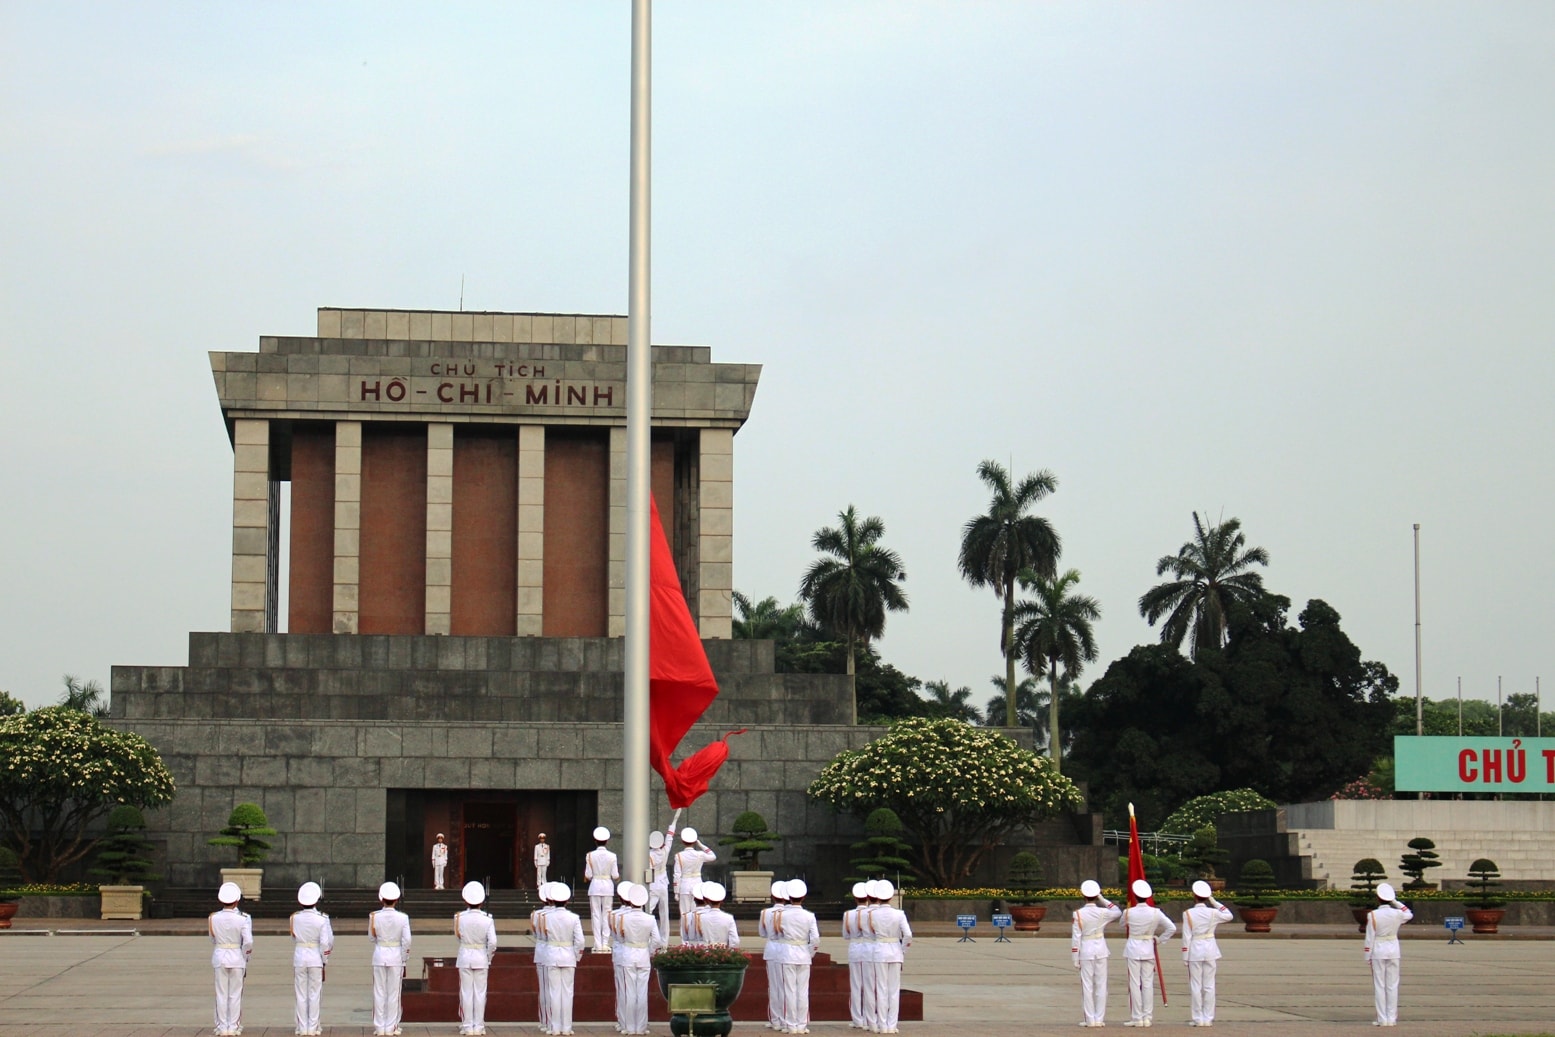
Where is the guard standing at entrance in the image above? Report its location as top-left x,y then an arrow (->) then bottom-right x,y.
584,826 -> 619,953
431,833 -> 449,890
533,833 -> 550,888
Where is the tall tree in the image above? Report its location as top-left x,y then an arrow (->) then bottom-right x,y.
983,674 -> 1041,730
798,506 -> 909,716
59,675 -> 109,718
958,460 -> 1061,726
1138,512 -> 1271,656
731,591 -> 810,641
1013,568 -> 1101,774
921,680 -> 982,723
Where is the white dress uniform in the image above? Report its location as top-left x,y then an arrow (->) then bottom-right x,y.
759,886 -> 789,1029
673,828 -> 717,923
863,880 -> 911,1034
612,891 -> 665,1036
431,837 -> 449,889
455,886 -> 499,1036
209,887 -> 254,1037
1364,885 -> 1414,1026
1121,882 -> 1176,1027
770,886 -> 821,1035
533,837 -> 550,887
842,888 -> 873,1029
1181,882 -> 1234,1026
1071,882 -> 1122,1027
290,884 -> 334,1037
647,831 -> 672,937
369,888 -> 413,1037
698,884 -> 741,948
532,885 -> 586,1036
584,831 -> 619,952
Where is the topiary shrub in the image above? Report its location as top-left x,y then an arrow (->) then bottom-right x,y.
1005,851 -> 1046,904
0,846 -> 21,896
847,807 -> 916,887
90,805 -> 162,886
1183,825 -> 1230,880
207,803 -> 277,867
719,811 -> 780,871
1465,858 -> 1503,910
1400,836 -> 1441,889
1234,858 -> 1279,909
1349,858 -> 1387,908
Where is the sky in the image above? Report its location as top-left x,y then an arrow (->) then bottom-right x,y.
3,2 -> 1552,715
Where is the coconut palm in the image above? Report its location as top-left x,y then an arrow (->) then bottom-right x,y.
798,505 -> 909,696
59,675 -> 109,718
921,680 -> 982,723
1013,568 -> 1100,773
983,674 -> 1041,730
958,460 -> 1061,727
731,592 -> 810,641
1138,512 -> 1270,656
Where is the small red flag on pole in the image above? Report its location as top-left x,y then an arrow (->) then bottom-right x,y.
1127,803 -> 1168,1005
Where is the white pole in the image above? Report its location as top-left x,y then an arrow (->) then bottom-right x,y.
1457,676 -> 1462,737
622,0 -> 652,885
1413,524 -> 1422,736
1497,675 -> 1503,737
1538,676 -> 1542,738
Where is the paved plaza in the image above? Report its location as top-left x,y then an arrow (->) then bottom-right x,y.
2,925 -> 1551,1037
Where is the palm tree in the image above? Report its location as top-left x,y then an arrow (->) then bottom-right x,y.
798,506 -> 909,711
731,592 -> 810,641
958,460 -> 1061,727
1138,512 -> 1270,656
59,675 -> 109,718
983,674 -> 1041,730
922,679 -> 982,723
1013,568 -> 1100,773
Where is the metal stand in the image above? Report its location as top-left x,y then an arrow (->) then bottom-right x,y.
956,914 -> 977,942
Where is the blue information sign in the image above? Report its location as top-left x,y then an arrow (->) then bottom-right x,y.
992,913 -> 1013,942
956,914 -> 977,942
1444,916 -> 1465,944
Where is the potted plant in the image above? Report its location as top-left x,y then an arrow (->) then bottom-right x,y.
207,802 -> 276,900
1004,851 -> 1048,931
1234,858 -> 1280,932
1463,858 -> 1506,934
652,943 -> 750,1037
0,846 -> 21,930
90,804 -> 160,920
1182,826 -> 1230,891
847,808 -> 915,907
1399,836 -> 1442,890
719,810 -> 780,904
1348,858 -> 1388,933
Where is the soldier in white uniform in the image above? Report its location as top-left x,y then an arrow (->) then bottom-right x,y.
682,880 -> 712,944
772,878 -> 821,1034
290,881 -> 334,1037
760,880 -> 791,1029
1071,878 -> 1122,1027
455,881 -> 499,1036
646,828 -> 672,937
609,880 -> 639,1015
533,833 -> 550,888
431,833 -> 449,890
533,883 -> 585,1036
842,881 -> 873,1029
864,879 -> 911,1034
1181,879 -> 1234,1027
369,880 -> 413,1037
612,884 -> 664,1036
1364,882 -> 1414,1027
698,882 -> 741,947
584,826 -> 619,952
1121,879 -> 1175,1028
209,881 -> 253,1037
673,826 -> 717,928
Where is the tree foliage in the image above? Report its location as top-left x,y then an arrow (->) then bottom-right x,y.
0,707 -> 176,882
719,810 -> 780,870
920,680 -> 982,723
59,675 -> 110,718
807,717 -> 1082,886
1160,789 -> 1277,835
731,592 -> 811,641
90,804 -> 162,886
0,691 -> 25,717
208,803 -> 277,867
848,807 -> 916,886
1013,567 -> 1100,773
1138,513 -> 1271,656
958,460 -> 1061,727
1068,599 -> 1395,828
798,506 -> 909,685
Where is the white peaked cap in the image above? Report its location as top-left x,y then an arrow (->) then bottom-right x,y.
551,883 -> 572,902
462,881 -> 486,906
537,882 -> 554,901
1191,880 -> 1213,899
874,879 -> 895,900
649,830 -> 665,848
787,879 -> 808,899
628,884 -> 649,907
379,881 -> 401,901
864,879 -> 886,900
681,827 -> 699,843
297,881 -> 322,906
770,880 -> 789,900
1132,879 -> 1153,900
537,832 -> 546,838
851,882 -> 869,899
593,826 -> 611,841
436,832 -> 445,839
691,880 -> 708,900
218,881 -> 242,904
1080,879 -> 1101,899
1377,883 -> 1396,901
704,882 -> 727,902
617,880 -> 636,899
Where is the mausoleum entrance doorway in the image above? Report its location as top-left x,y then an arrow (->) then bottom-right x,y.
386,788 -> 598,890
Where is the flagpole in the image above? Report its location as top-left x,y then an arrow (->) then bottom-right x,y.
622,0 -> 652,885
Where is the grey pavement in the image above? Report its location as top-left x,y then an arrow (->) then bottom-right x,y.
1,926 -> 1551,1037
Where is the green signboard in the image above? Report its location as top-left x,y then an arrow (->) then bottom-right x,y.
1394,736 -> 1555,792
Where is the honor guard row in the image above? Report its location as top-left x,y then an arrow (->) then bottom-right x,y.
842,878 -> 913,1034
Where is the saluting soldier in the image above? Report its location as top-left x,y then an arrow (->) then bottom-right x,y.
290,881 -> 334,1037
1364,882 -> 1414,1027
864,879 -> 911,1034
1121,879 -> 1175,1028
209,881 -> 253,1037
1181,879 -> 1234,1027
612,884 -> 664,1036
533,833 -> 550,888
532,882 -> 585,1036
584,826 -> 619,953
369,881 -> 412,1037
1072,879 -> 1122,1028
646,828 -> 672,937
431,833 -> 449,890
455,881 -> 498,1037
673,826 -> 717,926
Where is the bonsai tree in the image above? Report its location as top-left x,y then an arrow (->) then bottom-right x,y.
207,803 -> 277,867
719,810 -> 780,871
847,807 -> 916,887
1234,858 -> 1279,909
1182,825 -> 1230,881
1005,851 -> 1046,904
1465,858 -> 1504,910
90,805 -> 162,886
1399,836 -> 1442,889
1349,858 -> 1388,907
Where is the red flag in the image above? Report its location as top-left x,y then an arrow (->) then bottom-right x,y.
648,496 -> 741,807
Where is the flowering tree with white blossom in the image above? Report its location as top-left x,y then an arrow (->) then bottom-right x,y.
0,707 -> 176,881
808,717 -> 1083,886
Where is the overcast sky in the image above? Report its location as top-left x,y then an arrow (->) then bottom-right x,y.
3,2 -> 1551,717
